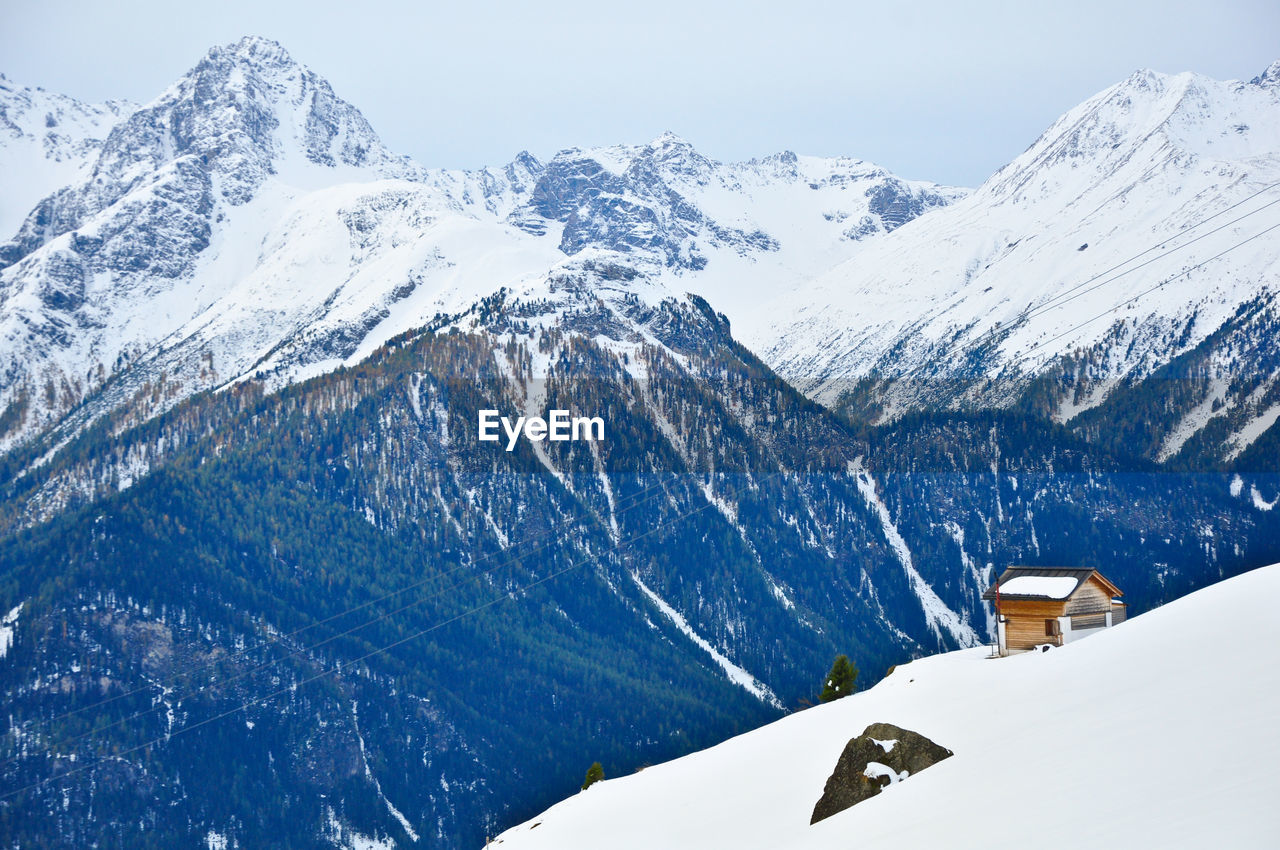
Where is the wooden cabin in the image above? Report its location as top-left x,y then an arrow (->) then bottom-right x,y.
982,567 -> 1126,656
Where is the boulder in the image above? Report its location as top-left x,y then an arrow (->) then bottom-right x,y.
810,722 -> 952,825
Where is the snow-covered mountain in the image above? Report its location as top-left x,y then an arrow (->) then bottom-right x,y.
761,62 -> 1280,465
494,562 -> 1280,849
0,75 -> 135,238
5,267 -> 1269,848
0,36 -> 958,460
2,40 -> 1278,849
5,41 -> 1280,470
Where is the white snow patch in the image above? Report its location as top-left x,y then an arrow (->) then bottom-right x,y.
870,737 -> 897,753
1226,402 -> 1280,461
944,522 -> 994,639
700,481 -> 740,527
1158,378 -> 1230,461
0,602 -> 22,660
325,806 -> 395,850
383,798 -> 419,844
631,572 -> 782,709
591,442 -> 619,541
863,761 -> 909,785
850,458 -> 978,647
997,576 -> 1079,599
768,580 -> 795,611
351,702 -> 420,842
1251,485 -> 1277,512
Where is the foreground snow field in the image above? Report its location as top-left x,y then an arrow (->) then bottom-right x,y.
494,563 -> 1280,849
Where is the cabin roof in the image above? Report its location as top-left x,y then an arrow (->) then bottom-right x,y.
981,567 -> 1122,602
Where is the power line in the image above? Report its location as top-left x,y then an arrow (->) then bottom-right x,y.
973,181 -> 1280,345
1022,220 -> 1280,357
0,469 -> 786,804
1020,193 -> 1280,324
0,467 -> 685,763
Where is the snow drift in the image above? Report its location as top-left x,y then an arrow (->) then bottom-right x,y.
495,563 -> 1280,849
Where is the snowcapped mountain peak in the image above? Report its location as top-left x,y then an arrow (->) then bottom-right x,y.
640,131 -> 714,180
644,130 -> 701,157
124,34 -> 413,193
218,34 -> 297,65
647,130 -> 695,153
0,76 -> 136,238
746,149 -> 801,179
1251,58 -> 1280,87
507,149 -> 543,173
979,62 -> 1279,207
0,38 -> 965,457
761,63 -> 1280,465
1,36 -> 419,272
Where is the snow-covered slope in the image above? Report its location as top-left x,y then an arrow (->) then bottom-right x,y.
494,562 -> 1280,849
514,135 -> 963,342
763,62 -> 1280,460
0,75 -> 135,238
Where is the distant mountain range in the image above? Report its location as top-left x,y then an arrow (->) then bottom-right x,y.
764,61 -> 1280,469
0,37 -> 1277,850
0,36 -> 961,460
3,45 -> 1279,470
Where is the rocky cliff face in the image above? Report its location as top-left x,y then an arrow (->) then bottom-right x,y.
0,37 -> 960,462
0,75 -> 135,238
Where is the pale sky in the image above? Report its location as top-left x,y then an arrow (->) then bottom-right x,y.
2,0 -> 1277,187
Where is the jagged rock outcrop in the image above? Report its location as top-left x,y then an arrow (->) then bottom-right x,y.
810,722 -> 952,824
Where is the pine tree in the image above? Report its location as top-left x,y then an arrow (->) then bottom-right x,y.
581,761 -> 605,790
818,654 -> 858,703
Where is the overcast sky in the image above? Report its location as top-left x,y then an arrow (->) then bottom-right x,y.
2,0 -> 1277,187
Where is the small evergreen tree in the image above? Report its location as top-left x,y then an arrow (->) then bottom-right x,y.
581,761 -> 605,790
818,654 -> 858,703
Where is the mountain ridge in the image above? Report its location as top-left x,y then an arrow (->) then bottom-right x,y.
760,59 -> 1280,467
0,36 -> 963,462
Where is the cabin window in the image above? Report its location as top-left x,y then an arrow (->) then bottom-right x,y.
1045,619 -> 1060,636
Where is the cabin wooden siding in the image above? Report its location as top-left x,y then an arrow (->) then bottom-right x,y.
986,567 -> 1125,655
1000,598 -> 1068,650
1065,576 -> 1116,615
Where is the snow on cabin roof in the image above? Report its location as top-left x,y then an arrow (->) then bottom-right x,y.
981,567 -> 1122,602
996,576 -> 1078,599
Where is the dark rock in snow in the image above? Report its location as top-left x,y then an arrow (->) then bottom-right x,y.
810,722 -> 952,824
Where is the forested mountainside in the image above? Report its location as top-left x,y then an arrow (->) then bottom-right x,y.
1,277 -> 1275,847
